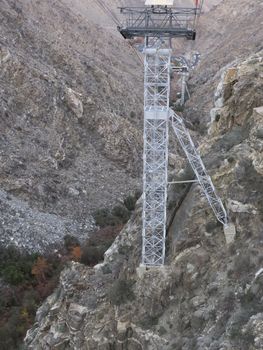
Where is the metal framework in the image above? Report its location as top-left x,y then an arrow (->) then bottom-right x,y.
172,64 -> 189,105
179,66 -> 189,105
118,2 -> 228,267
170,109 -> 228,225
118,6 -> 198,40
142,40 -> 171,265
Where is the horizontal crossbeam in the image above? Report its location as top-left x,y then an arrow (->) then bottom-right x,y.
118,6 -> 199,39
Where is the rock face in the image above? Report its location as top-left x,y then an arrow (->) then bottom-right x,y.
185,0 -> 263,130
25,48 -> 263,349
0,0 -> 143,251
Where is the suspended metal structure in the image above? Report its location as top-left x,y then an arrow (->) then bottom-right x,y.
118,0 -> 228,267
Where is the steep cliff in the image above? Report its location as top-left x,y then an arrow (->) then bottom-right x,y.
186,0 -> 263,129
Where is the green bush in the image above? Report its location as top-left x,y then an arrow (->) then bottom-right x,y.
0,245 -> 37,285
112,205 -> 130,223
81,226 -> 121,266
108,278 -> 135,305
2,265 -> 26,285
81,244 -> 105,266
93,191 -> 141,228
175,104 -> 184,112
93,208 -> 123,227
123,195 -> 137,211
93,208 -> 113,227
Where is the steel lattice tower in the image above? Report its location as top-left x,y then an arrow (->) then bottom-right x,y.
143,40 -> 171,265
118,1 -> 230,267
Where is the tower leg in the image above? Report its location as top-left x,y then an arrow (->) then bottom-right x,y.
142,40 -> 171,266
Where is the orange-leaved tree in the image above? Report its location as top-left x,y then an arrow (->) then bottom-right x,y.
31,257 -> 50,283
70,246 -> 82,262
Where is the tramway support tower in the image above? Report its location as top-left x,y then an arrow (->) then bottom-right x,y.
118,0 -> 229,267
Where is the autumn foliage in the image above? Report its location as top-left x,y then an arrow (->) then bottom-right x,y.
31,257 -> 50,282
70,246 -> 82,261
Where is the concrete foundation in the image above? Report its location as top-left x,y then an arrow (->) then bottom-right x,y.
224,223 -> 236,244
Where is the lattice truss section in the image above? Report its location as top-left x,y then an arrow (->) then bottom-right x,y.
118,7 -> 199,40
142,43 -> 171,266
170,109 -> 228,226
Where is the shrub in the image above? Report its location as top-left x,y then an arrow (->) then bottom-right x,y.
134,190 -> 142,200
81,245 -> 103,266
124,195 -> 137,211
0,248 -> 37,285
81,226 -> 122,266
93,192 -> 140,228
63,235 -> 80,252
22,290 -> 39,315
215,114 -> 220,122
70,246 -> 82,262
93,208 -> 112,227
112,205 -> 130,223
108,278 -> 135,305
31,257 -> 51,283
0,244 -> 64,348
130,111 -> 136,118
93,208 -> 120,227
2,265 -> 26,285
175,104 -> 184,112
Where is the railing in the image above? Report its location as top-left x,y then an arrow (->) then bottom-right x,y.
118,6 -> 199,39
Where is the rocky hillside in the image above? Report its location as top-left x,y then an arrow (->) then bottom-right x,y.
0,0 -> 262,348
25,50 -> 263,350
0,0 -> 143,251
25,0 -> 263,348
0,0 -> 231,253
186,0 -> 263,129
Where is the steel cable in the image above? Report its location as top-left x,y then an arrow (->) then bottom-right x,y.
94,0 -> 144,65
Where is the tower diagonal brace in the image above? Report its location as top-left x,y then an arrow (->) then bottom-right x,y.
170,109 -> 228,226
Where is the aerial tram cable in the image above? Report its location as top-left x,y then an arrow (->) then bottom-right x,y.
95,0 -> 121,26
194,0 -> 205,28
94,0 -> 144,64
